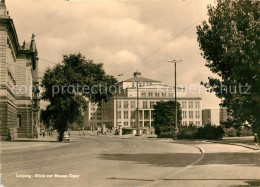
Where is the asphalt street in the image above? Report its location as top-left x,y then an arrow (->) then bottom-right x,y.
1,134 -> 260,187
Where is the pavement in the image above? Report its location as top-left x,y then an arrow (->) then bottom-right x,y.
1,134 -> 260,187
205,136 -> 260,150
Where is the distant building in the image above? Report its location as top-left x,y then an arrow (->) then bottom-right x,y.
202,108 -> 220,126
219,107 -> 228,124
0,1 -> 40,140
84,72 -> 202,134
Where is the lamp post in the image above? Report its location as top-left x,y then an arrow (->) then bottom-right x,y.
168,60 -> 182,132
115,74 -> 123,135
134,81 -> 141,136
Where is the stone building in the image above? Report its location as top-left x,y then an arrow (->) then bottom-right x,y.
84,72 -> 202,134
0,1 -> 40,140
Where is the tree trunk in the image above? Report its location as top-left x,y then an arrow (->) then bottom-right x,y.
58,130 -> 65,142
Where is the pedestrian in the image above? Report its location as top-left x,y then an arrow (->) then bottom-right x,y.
254,133 -> 258,143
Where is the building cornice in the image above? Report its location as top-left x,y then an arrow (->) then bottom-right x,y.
0,18 -> 20,55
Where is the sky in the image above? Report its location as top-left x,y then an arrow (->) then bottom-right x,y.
6,0 -> 221,109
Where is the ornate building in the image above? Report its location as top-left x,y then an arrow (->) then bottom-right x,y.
0,1 -> 40,140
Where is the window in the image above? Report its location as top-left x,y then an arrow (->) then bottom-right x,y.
189,101 -> 193,109
131,111 -> 135,119
195,121 -> 200,126
124,111 -> 128,119
143,101 -> 148,109
17,115 -> 22,128
130,101 -> 135,108
97,117 -> 101,120
117,101 -> 121,108
141,92 -> 146,97
150,101 -> 155,108
162,93 -> 166,97
155,93 -> 160,97
148,92 -> 153,97
169,93 -> 173,97
189,111 -> 193,118
117,111 -> 121,119
144,111 -> 149,120
131,122 -> 135,127
189,121 -> 193,125
182,101 -> 187,109
124,122 -> 129,126
124,101 -> 128,108
195,111 -> 200,118
182,111 -> 187,119
195,101 -> 200,109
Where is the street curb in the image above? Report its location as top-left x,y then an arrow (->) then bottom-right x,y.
12,140 -> 58,143
205,140 -> 260,151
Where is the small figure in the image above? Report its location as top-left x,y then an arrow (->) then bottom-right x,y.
254,133 -> 258,143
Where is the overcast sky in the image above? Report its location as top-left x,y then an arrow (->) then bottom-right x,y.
6,0 -> 221,109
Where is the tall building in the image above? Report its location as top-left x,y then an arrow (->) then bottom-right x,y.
84,72 -> 202,134
202,108 -> 220,126
219,107 -> 228,124
0,1 -> 40,140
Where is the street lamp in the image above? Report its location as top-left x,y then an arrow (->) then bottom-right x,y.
134,80 -> 141,136
168,60 -> 183,132
115,74 -> 123,134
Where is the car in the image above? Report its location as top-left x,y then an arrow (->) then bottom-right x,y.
63,132 -> 70,142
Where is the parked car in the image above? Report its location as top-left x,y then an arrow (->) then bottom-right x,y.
63,132 -> 70,142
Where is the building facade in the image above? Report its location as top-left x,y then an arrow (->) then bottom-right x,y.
0,1 -> 40,140
202,108 -> 220,126
219,107 -> 228,124
84,72 -> 202,134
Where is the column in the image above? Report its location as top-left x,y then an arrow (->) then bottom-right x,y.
142,110 -> 144,128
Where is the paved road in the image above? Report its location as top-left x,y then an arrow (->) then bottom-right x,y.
1,135 -> 260,187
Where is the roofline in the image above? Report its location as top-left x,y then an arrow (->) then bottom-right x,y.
112,96 -> 202,100
123,80 -> 161,82
0,18 -> 20,55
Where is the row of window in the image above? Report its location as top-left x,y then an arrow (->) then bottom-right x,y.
117,100 -> 200,109
91,107 -> 101,111
90,112 -> 101,116
182,111 -> 200,119
181,101 -> 200,109
182,121 -> 201,125
116,110 -> 152,120
140,92 -> 173,97
116,101 -> 157,109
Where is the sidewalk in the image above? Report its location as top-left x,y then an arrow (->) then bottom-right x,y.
205,136 -> 260,151
14,134 -> 58,142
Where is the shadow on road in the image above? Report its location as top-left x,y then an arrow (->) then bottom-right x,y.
100,152 -> 260,167
100,153 -> 201,167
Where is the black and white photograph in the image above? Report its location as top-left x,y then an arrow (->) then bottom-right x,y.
0,0 -> 259,186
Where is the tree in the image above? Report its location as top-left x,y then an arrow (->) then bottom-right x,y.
197,0 -> 260,137
152,101 -> 182,138
41,53 -> 117,141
